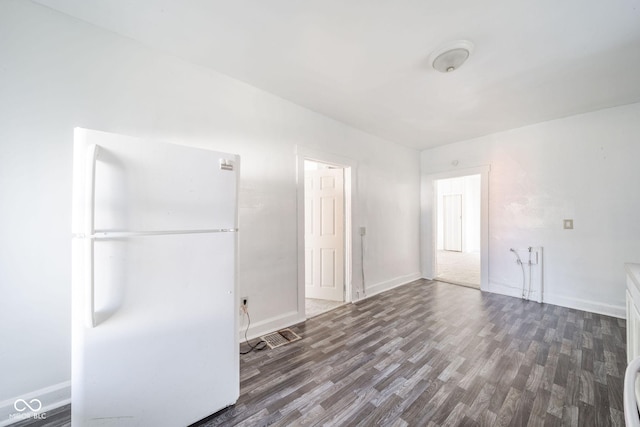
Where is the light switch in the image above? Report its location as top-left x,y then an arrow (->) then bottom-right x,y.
563,219 -> 573,229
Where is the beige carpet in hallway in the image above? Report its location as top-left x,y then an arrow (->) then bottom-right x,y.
436,250 -> 480,287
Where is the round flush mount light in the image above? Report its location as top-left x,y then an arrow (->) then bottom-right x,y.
430,40 -> 474,73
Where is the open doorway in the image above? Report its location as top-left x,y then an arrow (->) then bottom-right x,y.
296,147 -> 355,321
303,160 -> 346,317
435,174 -> 481,288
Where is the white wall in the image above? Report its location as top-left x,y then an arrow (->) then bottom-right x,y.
421,102 -> 640,317
0,0 -> 420,412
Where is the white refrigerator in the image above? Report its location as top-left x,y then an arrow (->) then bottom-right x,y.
71,128 -> 239,426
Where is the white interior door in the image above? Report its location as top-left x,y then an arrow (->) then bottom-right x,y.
443,194 -> 462,252
305,167 -> 344,301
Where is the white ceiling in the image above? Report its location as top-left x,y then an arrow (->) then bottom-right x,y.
35,0 -> 640,150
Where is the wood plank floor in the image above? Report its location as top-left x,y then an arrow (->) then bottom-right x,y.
14,280 -> 627,426
198,280 -> 626,426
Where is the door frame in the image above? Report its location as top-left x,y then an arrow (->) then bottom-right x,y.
296,146 -> 357,319
421,165 -> 490,291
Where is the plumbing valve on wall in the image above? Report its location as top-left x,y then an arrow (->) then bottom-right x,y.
509,247 -> 544,303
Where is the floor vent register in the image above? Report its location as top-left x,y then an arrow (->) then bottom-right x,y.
260,329 -> 302,349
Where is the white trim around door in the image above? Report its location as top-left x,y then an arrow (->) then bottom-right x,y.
295,146 -> 358,319
421,165 -> 490,291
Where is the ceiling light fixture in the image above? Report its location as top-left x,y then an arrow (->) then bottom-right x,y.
430,40 -> 474,73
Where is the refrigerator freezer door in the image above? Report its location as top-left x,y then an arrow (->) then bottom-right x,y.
72,128 -> 238,235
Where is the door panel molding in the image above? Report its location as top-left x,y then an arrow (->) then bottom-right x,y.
306,167 -> 344,300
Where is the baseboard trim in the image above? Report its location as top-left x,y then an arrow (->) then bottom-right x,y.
239,273 -> 423,342
487,281 -> 625,319
239,310 -> 305,342
358,272 -> 422,301
543,293 -> 625,319
0,381 -> 70,427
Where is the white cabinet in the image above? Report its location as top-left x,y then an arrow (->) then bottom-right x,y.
625,263 -> 640,427
627,264 -> 640,363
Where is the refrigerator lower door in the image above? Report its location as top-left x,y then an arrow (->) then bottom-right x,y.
72,232 -> 238,426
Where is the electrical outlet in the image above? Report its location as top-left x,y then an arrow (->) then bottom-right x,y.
241,297 -> 248,308
360,226 -> 366,236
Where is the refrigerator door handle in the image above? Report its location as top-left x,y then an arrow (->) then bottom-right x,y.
86,238 -> 95,328
85,144 -> 99,328
90,229 -> 238,239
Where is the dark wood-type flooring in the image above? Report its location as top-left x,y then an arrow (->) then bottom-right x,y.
200,280 -> 626,426
16,280 -> 627,426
